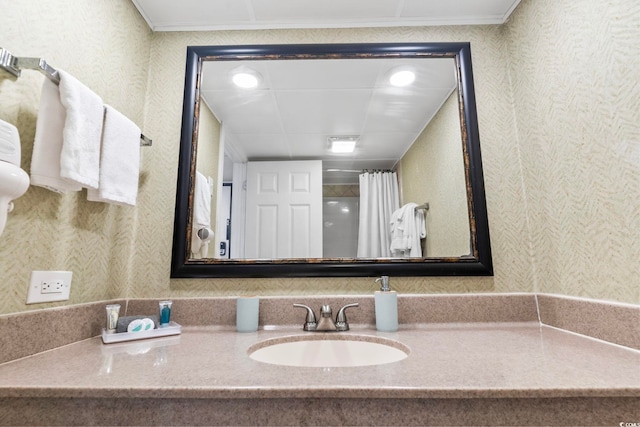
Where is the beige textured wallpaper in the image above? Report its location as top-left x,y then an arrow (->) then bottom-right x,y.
505,0 -> 639,303
0,0 -> 637,316
399,91 -> 470,257
0,0 -> 151,314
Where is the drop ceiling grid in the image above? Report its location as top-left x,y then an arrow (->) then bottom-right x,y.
131,0 -> 523,32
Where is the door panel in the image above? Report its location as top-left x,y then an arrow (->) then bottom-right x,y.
245,160 -> 322,258
256,205 -> 278,258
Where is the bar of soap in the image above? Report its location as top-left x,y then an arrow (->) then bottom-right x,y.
116,315 -> 158,333
127,318 -> 154,332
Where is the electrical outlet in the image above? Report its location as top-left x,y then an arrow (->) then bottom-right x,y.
41,279 -> 64,293
26,271 -> 72,304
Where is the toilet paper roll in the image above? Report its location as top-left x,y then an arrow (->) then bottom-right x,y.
236,296 -> 259,333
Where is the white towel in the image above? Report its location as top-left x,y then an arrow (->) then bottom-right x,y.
190,171 -> 212,258
390,202 -> 426,257
57,70 -> 103,189
87,105 -> 141,206
30,78 -> 82,193
193,171 -> 212,227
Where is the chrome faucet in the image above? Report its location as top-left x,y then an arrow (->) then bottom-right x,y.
293,303 -> 359,332
316,305 -> 336,331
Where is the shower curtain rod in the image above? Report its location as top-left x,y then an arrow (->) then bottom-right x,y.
0,47 -> 152,146
324,168 -> 396,173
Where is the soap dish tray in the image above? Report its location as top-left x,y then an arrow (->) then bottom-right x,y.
101,321 -> 181,344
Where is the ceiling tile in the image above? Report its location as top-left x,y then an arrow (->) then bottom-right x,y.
401,0 -> 519,22
276,90 -> 371,134
232,133 -> 291,160
267,59 -> 382,90
203,89 -> 283,134
131,0 -> 522,31
251,0 -> 400,21
365,88 -> 452,133
133,0 -> 253,29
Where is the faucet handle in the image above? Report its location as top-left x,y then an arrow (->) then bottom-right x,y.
335,303 -> 359,331
293,304 -> 317,331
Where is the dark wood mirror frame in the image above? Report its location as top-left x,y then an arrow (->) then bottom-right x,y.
171,42 -> 492,278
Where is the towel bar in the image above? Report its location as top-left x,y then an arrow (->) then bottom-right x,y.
0,47 -> 152,147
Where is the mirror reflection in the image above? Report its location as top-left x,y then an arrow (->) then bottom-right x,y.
193,56 -> 470,261
171,43 -> 492,278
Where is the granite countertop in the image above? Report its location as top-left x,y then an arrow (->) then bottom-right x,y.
0,322 -> 638,400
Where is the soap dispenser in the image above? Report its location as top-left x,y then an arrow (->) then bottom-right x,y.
374,276 -> 398,332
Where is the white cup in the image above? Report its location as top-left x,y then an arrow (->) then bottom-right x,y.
236,296 -> 259,333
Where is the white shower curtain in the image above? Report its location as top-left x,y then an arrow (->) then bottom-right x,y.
357,171 -> 400,257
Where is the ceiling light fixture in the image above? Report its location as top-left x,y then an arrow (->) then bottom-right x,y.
231,68 -> 262,89
389,68 -> 416,87
328,136 -> 358,154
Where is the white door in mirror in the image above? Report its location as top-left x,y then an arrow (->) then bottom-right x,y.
26,271 -> 72,304
244,160 -> 323,258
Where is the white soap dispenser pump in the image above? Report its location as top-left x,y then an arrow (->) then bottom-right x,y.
374,275 -> 398,332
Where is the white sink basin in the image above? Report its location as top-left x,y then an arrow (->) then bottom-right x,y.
248,335 -> 409,368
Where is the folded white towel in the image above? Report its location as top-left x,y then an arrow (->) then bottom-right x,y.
57,70 -> 103,190
193,171 -> 212,226
190,171 -> 212,258
87,105 -> 141,206
30,78 -> 82,193
390,202 -> 426,257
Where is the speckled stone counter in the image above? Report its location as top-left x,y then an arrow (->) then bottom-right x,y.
0,321 -> 638,426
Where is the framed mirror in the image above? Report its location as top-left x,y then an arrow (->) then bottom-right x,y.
171,42 -> 492,278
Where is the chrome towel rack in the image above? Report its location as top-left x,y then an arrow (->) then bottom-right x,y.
0,47 -> 152,146
416,202 -> 429,211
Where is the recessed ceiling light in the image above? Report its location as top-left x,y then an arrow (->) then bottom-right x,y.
389,69 -> 416,87
232,68 -> 261,89
328,136 -> 358,153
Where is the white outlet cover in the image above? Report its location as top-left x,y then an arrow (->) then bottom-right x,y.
26,271 -> 73,304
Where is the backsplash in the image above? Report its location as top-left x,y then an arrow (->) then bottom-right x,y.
0,0 -> 637,317
1,293 -> 637,365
